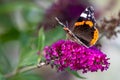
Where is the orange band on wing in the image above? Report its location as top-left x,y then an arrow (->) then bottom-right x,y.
85,21 -> 93,28
90,29 -> 99,46
74,21 -> 85,27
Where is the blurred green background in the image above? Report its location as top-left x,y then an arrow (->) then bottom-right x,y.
0,0 -> 120,80
0,0 -> 66,80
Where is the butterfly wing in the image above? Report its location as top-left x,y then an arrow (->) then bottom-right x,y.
72,6 -> 99,47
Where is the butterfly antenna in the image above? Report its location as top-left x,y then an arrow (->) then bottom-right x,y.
55,17 -> 66,27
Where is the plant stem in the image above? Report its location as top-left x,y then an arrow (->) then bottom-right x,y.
18,65 -> 37,73
4,69 -> 17,79
4,62 -> 45,78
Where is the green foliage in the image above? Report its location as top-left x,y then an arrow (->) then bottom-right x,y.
18,49 -> 38,67
0,46 -> 12,74
0,1 -> 44,43
18,27 -> 45,67
0,74 -> 6,80
0,28 -> 20,43
45,26 -> 66,46
38,28 -> 45,51
0,2 -> 43,15
66,68 -> 86,79
0,1 -> 45,80
9,72 -> 43,80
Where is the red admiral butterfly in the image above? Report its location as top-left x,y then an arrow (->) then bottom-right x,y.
55,6 -> 99,48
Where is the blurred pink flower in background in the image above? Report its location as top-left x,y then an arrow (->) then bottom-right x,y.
38,0 -> 116,31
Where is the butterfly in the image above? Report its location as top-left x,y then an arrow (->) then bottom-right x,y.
55,6 -> 99,48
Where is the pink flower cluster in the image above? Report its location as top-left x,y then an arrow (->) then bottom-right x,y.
44,40 -> 110,73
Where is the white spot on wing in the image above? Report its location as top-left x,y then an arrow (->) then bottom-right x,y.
80,13 -> 87,18
86,8 -> 88,11
88,14 -> 91,17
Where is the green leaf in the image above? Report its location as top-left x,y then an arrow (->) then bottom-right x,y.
0,2 -> 21,14
0,28 -> 20,43
45,26 -> 66,46
18,32 -> 39,68
0,74 -> 6,80
66,68 -> 86,79
22,6 -> 44,25
9,72 -> 43,80
0,2 -> 42,14
0,46 -> 12,74
19,49 -> 39,67
38,28 -> 45,51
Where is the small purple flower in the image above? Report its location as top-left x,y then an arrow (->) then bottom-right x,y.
44,40 -> 110,73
